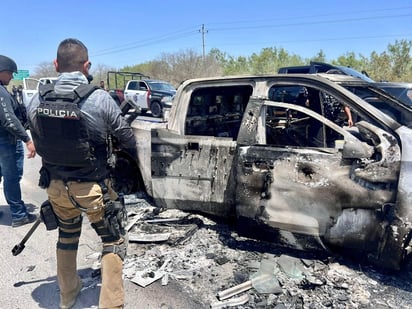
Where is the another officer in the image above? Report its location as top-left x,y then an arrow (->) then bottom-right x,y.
0,55 -> 37,227
27,39 -> 137,309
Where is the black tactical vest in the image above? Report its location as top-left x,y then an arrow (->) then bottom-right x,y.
34,84 -> 100,167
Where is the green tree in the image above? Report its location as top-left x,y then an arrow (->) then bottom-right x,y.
249,47 -> 305,74
32,38 -> 412,84
333,52 -> 361,68
249,48 -> 276,74
368,51 -> 391,81
387,39 -> 412,80
222,55 -> 250,75
310,50 -> 327,63
209,48 -> 229,67
330,52 -> 372,79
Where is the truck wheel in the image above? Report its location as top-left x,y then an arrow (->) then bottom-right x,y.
150,101 -> 162,118
111,153 -> 140,194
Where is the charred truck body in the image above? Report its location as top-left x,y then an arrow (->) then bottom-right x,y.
115,74 -> 412,270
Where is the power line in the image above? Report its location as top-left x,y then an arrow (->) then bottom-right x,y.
91,27 -> 199,57
207,13 -> 412,32
89,7 -> 412,58
216,33 -> 412,48
205,6 -> 412,27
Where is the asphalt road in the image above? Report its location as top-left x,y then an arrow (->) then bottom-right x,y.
0,150 -> 205,308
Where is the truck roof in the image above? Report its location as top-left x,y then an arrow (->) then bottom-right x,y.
278,61 -> 374,83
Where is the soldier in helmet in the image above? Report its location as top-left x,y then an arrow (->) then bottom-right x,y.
0,55 -> 37,226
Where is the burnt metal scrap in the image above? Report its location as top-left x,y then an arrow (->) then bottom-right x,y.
120,198 -> 412,308
121,201 -> 412,308
117,74 -> 412,270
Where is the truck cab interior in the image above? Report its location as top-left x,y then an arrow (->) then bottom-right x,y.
185,85 -> 253,139
266,85 -> 347,148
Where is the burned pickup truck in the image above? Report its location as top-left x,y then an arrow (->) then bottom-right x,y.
115,74 -> 412,270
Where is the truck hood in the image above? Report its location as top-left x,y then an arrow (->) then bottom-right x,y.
151,89 -> 176,96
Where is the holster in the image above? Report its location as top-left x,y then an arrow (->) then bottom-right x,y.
104,199 -> 127,238
40,200 -> 58,230
38,167 -> 51,189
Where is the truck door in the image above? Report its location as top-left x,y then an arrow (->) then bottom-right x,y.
235,98 -> 393,251
124,81 -> 149,110
135,81 -> 149,109
150,129 -> 236,217
149,84 -> 252,217
22,78 -> 40,106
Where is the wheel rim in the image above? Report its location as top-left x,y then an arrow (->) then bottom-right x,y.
151,102 -> 162,117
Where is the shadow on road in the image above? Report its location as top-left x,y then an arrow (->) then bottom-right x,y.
27,267 -> 101,309
0,203 -> 38,226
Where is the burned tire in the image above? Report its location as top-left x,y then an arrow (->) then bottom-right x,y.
150,101 -> 162,118
110,152 -> 141,195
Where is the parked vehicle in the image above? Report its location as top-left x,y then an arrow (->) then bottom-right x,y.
279,61 -> 412,113
278,61 -> 374,82
22,77 -> 58,106
123,79 -> 176,118
112,74 -> 412,270
106,71 -> 150,106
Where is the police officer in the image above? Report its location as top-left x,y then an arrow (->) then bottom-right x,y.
11,84 -> 17,100
27,39 -> 137,309
0,55 -> 37,227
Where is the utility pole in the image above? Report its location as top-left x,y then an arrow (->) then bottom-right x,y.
199,24 -> 208,60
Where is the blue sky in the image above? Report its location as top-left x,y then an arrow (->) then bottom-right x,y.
2,0 -> 412,73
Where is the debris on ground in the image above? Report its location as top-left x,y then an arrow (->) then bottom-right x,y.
88,193 -> 412,308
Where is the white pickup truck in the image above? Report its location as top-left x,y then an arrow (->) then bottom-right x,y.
113,73 -> 412,270
22,77 -> 58,106
123,79 -> 176,118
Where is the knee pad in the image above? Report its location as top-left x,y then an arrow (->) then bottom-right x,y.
91,200 -> 127,243
56,215 -> 83,251
102,241 -> 127,261
58,214 -> 83,230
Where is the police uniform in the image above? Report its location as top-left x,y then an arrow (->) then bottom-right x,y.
27,71 -> 137,309
0,55 -> 36,226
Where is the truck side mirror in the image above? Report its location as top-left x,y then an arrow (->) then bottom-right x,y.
341,140 -> 374,159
